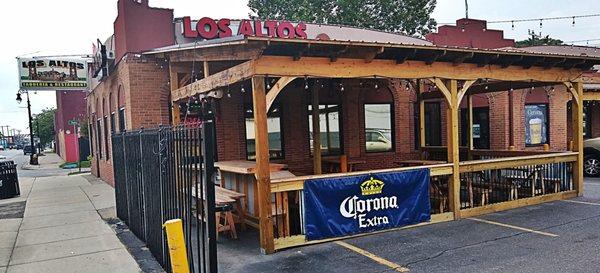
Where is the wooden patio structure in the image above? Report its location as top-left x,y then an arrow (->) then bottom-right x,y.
146,36 -> 600,254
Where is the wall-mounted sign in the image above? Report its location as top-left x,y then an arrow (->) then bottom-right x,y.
181,17 -> 307,40
525,104 -> 548,146
303,169 -> 430,241
18,58 -> 88,91
472,124 -> 481,139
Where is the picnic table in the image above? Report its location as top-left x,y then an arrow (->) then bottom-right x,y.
191,185 -> 246,239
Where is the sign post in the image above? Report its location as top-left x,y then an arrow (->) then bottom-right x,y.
68,119 -> 80,173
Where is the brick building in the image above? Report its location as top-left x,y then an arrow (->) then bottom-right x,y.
87,2 -> 599,185
54,90 -> 87,162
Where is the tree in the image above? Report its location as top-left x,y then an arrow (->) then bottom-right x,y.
248,0 -> 437,36
33,108 -> 56,149
516,31 -> 563,48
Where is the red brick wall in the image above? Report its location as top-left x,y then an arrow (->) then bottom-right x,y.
426,19 -> 515,49
87,54 -> 171,186
213,79 -> 420,174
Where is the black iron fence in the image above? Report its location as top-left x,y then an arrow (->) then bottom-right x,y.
112,120 -> 217,273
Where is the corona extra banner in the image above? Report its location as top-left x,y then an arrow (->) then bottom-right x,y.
303,169 -> 430,241
17,58 -> 89,91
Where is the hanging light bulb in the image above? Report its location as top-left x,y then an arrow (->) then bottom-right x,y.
304,76 -> 309,90
485,85 -> 489,90
241,85 -> 245,93
572,17 -> 575,27
340,84 -> 344,92
511,21 -> 515,30
539,19 -> 543,29
374,82 -> 379,89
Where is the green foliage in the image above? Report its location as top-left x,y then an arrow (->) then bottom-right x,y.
33,108 -> 56,148
247,0 -> 437,36
516,33 -> 563,48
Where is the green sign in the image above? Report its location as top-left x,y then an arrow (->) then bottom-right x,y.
68,120 -> 79,126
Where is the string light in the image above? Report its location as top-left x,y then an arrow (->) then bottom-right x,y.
241,85 -> 245,93
304,76 -> 309,90
539,19 -> 543,29
266,75 -> 271,89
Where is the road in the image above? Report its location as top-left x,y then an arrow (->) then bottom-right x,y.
219,178 -> 600,273
0,149 -> 71,177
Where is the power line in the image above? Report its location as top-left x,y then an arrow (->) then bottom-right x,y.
439,13 -> 600,27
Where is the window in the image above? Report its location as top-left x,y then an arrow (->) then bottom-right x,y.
104,116 -> 110,159
119,108 -> 126,132
364,104 -> 393,153
245,105 -> 283,160
96,119 -> 102,159
525,104 -> 549,146
110,113 -> 116,134
424,102 -> 442,146
89,121 -> 94,156
308,104 -> 342,156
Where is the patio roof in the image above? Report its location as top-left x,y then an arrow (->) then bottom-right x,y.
147,36 -> 600,71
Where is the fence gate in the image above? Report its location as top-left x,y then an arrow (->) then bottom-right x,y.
112,116 -> 217,273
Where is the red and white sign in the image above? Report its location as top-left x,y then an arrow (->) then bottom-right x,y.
181,17 -> 307,40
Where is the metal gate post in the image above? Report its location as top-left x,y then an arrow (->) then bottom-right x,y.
202,106 -> 217,273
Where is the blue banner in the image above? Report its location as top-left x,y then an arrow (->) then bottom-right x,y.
304,169 -> 431,241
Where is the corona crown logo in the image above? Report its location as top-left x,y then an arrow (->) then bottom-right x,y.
360,177 -> 384,195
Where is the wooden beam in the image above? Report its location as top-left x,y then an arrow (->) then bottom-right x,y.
476,53 -> 499,67
563,81 -> 580,106
584,92 -> 600,101
169,64 -> 181,125
425,50 -> 446,65
251,76 -> 275,254
172,60 -> 255,101
433,78 -> 452,105
418,80 -> 426,149
457,80 -> 477,105
167,43 -> 265,62
266,77 -> 297,111
467,94 -> 474,160
203,61 -> 210,78
312,83 -> 322,175
253,56 -> 582,83
572,81 -> 584,196
293,44 -> 311,61
329,46 -> 349,62
500,56 -> 523,68
544,58 -> 567,69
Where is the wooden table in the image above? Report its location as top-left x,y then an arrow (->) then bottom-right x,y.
322,157 -> 365,172
396,159 -> 447,167
505,166 -> 546,197
216,160 -> 294,237
191,186 -> 245,238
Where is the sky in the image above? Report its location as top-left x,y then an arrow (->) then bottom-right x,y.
0,0 -> 599,134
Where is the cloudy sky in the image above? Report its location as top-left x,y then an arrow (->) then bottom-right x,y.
0,0 -> 599,133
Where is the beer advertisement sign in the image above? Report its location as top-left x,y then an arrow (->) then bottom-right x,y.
525,104 -> 548,146
18,58 -> 89,90
303,169 -> 431,241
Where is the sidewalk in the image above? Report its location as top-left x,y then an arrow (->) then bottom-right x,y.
0,166 -> 142,272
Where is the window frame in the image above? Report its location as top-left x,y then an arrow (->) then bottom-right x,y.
307,104 -> 344,157
103,115 -> 110,160
363,102 -> 395,154
118,107 -> 126,132
96,118 -> 102,159
244,104 -> 285,160
524,103 -> 550,147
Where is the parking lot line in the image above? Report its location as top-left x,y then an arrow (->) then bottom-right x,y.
562,200 -> 600,206
468,218 -> 558,237
335,241 -> 410,272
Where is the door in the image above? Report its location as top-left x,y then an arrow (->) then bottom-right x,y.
461,107 -> 490,149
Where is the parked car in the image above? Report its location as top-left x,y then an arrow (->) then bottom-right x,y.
584,137 -> 600,177
23,145 -> 35,155
15,144 -> 23,150
365,129 -> 393,152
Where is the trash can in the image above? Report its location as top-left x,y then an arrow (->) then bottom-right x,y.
0,161 -> 20,199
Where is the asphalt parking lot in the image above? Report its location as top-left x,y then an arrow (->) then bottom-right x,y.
219,178 -> 600,273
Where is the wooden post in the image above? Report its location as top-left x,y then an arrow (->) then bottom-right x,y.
340,154 -> 348,173
252,76 -> 275,253
169,65 -> 181,125
418,80 -> 426,158
572,81 -> 584,196
436,79 -> 461,219
312,83 -> 322,175
467,94 -> 474,160
203,61 -> 210,78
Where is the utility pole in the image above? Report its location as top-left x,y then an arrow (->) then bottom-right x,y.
465,0 -> 469,19
16,91 -> 37,165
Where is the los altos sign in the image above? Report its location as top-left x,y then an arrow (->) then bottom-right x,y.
181,17 -> 308,40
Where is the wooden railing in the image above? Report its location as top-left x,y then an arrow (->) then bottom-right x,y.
270,164 -> 454,250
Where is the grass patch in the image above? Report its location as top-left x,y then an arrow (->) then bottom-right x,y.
59,160 -> 91,169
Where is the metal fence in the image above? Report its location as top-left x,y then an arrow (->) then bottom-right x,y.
112,120 -> 217,273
